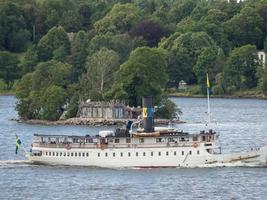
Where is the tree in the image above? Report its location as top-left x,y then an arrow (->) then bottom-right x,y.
94,3 -> 142,35
37,26 -> 70,62
40,85 -> 67,120
78,3 -> 92,29
223,6 -> 264,48
81,48 -> 119,100
87,33 -> 145,62
129,20 -> 165,47
15,60 -> 72,120
169,0 -> 197,23
108,47 -> 168,106
20,46 -> 39,75
0,2 -> 31,52
223,45 -> 260,92
160,31 -> 216,87
0,51 -> 20,86
194,47 -> 225,93
68,30 -> 89,82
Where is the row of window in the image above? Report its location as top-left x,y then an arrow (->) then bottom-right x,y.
42,150 -> 200,157
42,136 -> 205,145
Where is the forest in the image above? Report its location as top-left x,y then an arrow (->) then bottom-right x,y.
0,0 -> 267,120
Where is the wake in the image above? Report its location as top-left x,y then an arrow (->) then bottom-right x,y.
0,160 -> 33,168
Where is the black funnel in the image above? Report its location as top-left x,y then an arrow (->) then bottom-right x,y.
142,97 -> 154,132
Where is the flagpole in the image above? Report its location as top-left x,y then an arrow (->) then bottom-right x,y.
207,73 -> 211,125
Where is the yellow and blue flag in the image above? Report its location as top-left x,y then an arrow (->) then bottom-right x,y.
206,73 -> 211,95
15,135 -> 21,154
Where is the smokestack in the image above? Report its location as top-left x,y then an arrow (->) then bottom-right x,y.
142,97 -> 154,132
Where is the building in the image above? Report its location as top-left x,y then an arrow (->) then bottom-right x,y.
77,100 -> 125,119
258,51 -> 266,68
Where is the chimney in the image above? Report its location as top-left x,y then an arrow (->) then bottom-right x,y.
142,97 -> 154,132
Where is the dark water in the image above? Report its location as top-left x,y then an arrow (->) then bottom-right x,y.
0,96 -> 267,200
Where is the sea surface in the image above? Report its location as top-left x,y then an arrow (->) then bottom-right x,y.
0,96 -> 267,200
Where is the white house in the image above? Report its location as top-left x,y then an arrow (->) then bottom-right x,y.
258,51 -> 266,69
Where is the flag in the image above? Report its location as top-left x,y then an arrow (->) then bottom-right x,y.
15,135 -> 21,154
206,73 -> 211,95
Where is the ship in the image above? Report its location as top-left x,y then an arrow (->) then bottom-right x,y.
26,97 -> 267,168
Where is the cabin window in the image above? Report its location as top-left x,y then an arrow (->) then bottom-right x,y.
136,152 -> 138,157
139,138 -> 144,143
120,152 -> 123,157
158,152 -> 161,156
181,151 -> 184,156
71,153 -> 73,156
189,151 -> 192,155
105,153 -> 108,157
128,152 -> 131,157
46,152 -> 48,156
82,153 -> 85,157
197,150 -> 200,155
156,138 -> 162,143
86,138 -> 93,143
98,153 -> 101,157
166,151 -> 169,156
79,152 -> 81,157
67,153 -> 69,156
151,152 -> 153,156
75,152 -> 77,157
60,152 -> 62,156
168,138 -> 174,142
193,136 -> 198,141
202,136 -> 206,141
113,152 -> 115,157
108,139 -> 113,143
49,152 -> 51,156
115,138 -> 120,143
52,152 -> 55,156
180,137 -> 189,142
64,152 -> 66,156
143,152 -> 146,156
126,138 -> 131,143
174,151 -> 176,156
86,153 -> 89,157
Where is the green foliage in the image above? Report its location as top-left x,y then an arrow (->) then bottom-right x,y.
68,30 -> 89,81
15,60 -> 71,120
194,47 -> 225,93
40,85 -> 67,120
160,31 -> 216,87
0,51 -> 21,86
223,6 -> 264,48
108,47 -> 168,106
81,48 -> 119,100
94,3 -> 142,35
223,45 -> 259,92
20,46 -> 38,75
0,2 -> 31,52
37,26 -> 70,62
0,79 -> 8,91
87,33 -> 145,62
154,97 -> 181,119
129,20 -> 166,47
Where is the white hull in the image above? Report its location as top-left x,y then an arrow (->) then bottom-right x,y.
26,145 -> 267,168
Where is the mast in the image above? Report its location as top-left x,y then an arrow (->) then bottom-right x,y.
206,73 -> 211,125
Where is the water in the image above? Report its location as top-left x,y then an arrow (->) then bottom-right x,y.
0,96 -> 267,200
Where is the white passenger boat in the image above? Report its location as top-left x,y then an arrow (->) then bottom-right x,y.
26,97 -> 267,168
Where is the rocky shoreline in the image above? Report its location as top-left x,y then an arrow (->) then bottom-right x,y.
15,117 -> 185,126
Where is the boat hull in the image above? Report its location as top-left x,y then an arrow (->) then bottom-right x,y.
26,146 -> 267,168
